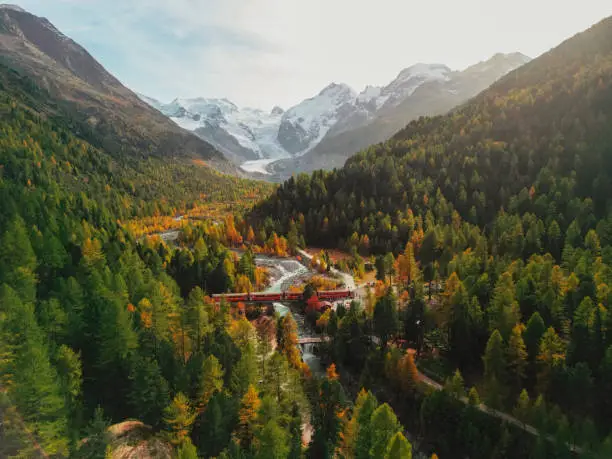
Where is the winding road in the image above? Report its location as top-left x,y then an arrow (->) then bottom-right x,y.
418,370 -> 582,453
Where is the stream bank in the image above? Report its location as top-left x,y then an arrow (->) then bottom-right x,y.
253,254 -> 326,377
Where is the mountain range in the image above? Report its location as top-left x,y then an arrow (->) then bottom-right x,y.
140,53 -> 530,179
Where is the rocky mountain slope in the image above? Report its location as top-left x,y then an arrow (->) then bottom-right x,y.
141,53 -> 529,178
272,52 -> 531,177
140,95 -> 288,164
140,82 -> 361,167
0,4 -> 232,172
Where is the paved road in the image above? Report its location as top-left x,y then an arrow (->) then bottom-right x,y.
417,372 -> 582,453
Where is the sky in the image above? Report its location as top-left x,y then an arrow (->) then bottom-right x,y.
12,0 -> 612,110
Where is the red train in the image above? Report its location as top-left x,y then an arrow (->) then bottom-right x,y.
212,289 -> 355,303
284,292 -> 303,301
318,290 -> 354,300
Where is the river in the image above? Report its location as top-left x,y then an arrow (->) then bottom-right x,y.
255,254 -> 428,456
153,233 -> 326,376
253,254 -> 326,377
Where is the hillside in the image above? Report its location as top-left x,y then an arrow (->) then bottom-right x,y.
0,16 -> 283,458
257,16 -> 612,249
0,64 -> 270,218
0,4 -> 234,172
252,15 -> 612,452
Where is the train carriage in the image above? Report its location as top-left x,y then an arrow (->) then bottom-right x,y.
212,289 -> 354,303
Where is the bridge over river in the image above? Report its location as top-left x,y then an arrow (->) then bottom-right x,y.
297,337 -> 329,345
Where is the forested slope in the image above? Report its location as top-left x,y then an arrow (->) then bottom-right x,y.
256,15 -> 612,251
0,5 -> 235,173
252,14 -> 612,455
0,62 -> 270,219
0,34 -> 420,459
0,55 -> 293,457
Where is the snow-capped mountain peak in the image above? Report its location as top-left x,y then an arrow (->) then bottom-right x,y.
317,82 -> 356,98
395,63 -> 451,82
138,96 -> 287,163
276,82 -> 358,155
285,82 -> 356,124
380,63 -> 452,107
355,63 -> 452,110
169,97 -> 237,116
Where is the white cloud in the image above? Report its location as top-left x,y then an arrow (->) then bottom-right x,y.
15,0 -> 612,109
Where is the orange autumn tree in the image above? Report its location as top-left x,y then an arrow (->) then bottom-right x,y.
278,313 -> 302,369
237,384 -> 261,448
138,297 -> 153,330
410,218 -> 425,252
326,363 -> 340,381
246,226 -> 256,244
164,392 -> 196,446
374,280 -> 387,298
225,215 -> 243,246
254,267 -> 269,290
397,350 -> 419,393
310,275 -> 341,291
265,232 -> 288,257
397,241 -> 420,287
235,274 -> 253,294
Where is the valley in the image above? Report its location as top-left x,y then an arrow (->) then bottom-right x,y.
2,2 -> 612,459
